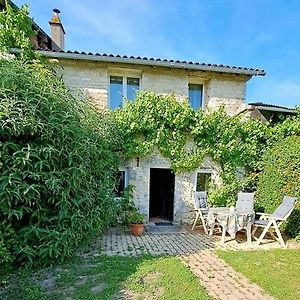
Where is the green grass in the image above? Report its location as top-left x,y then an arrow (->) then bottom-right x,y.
217,249 -> 300,300
1,256 -> 211,300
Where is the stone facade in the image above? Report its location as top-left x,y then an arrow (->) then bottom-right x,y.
56,58 -> 251,224
126,152 -> 221,223
56,59 -> 250,113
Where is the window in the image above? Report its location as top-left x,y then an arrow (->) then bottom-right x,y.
188,83 -> 203,110
115,168 -> 129,197
109,76 -> 140,109
196,172 -> 211,192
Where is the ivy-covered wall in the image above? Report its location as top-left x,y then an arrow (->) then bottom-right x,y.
112,92 -> 269,220
124,152 -> 222,222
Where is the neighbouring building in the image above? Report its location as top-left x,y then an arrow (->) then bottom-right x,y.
244,102 -> 296,123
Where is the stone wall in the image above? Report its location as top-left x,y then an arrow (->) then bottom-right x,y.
206,77 -> 248,115
125,152 -> 221,224
56,58 -> 249,115
142,69 -> 188,102
55,60 -> 108,109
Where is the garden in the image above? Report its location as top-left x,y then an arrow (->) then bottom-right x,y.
0,3 -> 299,300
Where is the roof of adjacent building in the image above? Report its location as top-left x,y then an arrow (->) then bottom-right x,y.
249,102 -> 296,113
40,49 -> 266,77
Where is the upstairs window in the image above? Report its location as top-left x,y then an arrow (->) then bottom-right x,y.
109,76 -> 140,109
188,83 -> 203,110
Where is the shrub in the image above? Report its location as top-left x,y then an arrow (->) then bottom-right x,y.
255,135 -> 300,239
0,57 -> 120,265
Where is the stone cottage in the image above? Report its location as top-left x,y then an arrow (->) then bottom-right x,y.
40,9 -> 266,224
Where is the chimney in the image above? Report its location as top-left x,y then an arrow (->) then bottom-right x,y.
49,8 -> 65,50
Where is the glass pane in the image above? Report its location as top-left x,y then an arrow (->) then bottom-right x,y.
115,171 -> 125,197
196,173 -> 211,191
109,76 -> 123,109
127,77 -> 139,101
188,84 -> 203,110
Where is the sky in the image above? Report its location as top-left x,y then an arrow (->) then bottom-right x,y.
14,0 -> 300,108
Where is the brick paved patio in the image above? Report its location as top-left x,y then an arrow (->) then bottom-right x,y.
76,225 -> 298,299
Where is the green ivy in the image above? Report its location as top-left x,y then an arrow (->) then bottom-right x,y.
114,92 -> 273,206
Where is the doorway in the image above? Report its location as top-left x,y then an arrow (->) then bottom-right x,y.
149,168 -> 175,222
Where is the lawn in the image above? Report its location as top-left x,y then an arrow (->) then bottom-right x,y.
217,249 -> 300,300
0,255 -> 211,300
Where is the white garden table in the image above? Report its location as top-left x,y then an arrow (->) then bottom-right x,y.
208,208 -> 255,246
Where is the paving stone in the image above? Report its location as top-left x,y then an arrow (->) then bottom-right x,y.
82,226 -> 288,300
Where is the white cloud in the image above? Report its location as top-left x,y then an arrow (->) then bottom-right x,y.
57,0 -> 160,50
247,76 -> 300,107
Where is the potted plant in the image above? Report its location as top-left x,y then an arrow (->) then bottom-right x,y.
129,210 -> 144,236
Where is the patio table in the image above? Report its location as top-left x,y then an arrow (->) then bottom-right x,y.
207,208 -> 255,245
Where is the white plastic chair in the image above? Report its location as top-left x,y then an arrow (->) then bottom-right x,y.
191,191 -> 209,233
252,196 -> 297,248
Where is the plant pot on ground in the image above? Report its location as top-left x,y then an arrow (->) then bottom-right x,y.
129,211 -> 144,236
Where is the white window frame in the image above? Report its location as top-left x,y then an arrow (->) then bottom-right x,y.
108,68 -> 141,109
188,78 -> 206,111
194,168 -> 212,192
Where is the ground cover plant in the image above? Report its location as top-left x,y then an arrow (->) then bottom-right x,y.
0,255 -> 211,300
217,249 -> 300,300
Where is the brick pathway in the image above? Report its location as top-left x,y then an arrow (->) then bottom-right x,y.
180,251 -> 273,300
79,227 -> 283,300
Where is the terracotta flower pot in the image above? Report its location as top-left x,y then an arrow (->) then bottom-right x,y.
131,223 -> 144,236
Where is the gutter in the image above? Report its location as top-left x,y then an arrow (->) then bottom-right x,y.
38,50 -> 266,77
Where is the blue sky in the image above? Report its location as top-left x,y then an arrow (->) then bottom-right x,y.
14,0 -> 300,108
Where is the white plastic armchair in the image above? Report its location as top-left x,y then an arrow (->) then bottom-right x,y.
252,196 -> 297,248
191,191 -> 209,233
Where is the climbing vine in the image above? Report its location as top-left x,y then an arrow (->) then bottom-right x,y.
114,92 -> 275,205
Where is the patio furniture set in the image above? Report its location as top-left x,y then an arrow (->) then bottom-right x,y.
191,191 -> 297,247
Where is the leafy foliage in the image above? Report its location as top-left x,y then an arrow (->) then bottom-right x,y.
114,92 -> 269,206
115,186 -> 146,226
0,1 -> 35,58
0,57 -> 119,265
255,135 -> 300,239
115,92 -> 300,226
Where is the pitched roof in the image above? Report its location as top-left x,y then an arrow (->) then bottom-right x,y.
249,102 -> 296,113
40,49 -> 266,76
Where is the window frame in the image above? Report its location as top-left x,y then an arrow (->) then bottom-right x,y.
194,168 -> 212,192
108,69 -> 141,109
188,79 -> 205,111
115,167 -> 129,198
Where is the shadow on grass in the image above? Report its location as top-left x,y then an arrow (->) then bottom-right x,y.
0,254 -> 210,300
